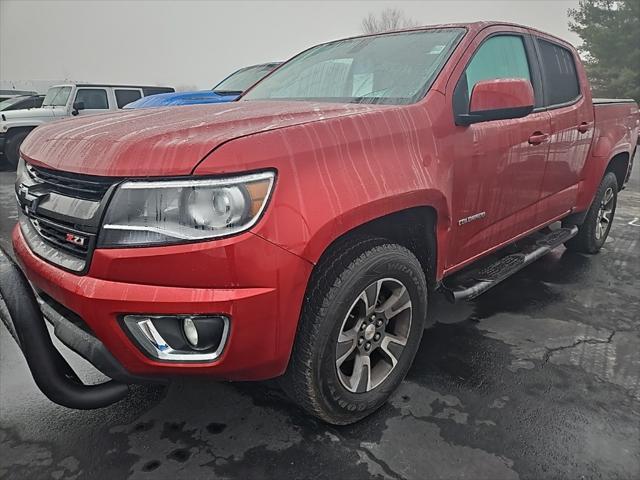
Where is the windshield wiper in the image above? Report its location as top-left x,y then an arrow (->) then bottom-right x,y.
212,90 -> 243,96
351,87 -> 392,104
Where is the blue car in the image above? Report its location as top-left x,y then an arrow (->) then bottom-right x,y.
125,62 -> 281,109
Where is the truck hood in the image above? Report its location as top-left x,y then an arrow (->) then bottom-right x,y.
124,90 -> 237,109
21,100 -> 384,176
2,107 -> 56,121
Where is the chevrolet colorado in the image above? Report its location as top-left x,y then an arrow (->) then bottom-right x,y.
1,22 -> 638,424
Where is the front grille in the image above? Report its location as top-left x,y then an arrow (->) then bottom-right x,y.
27,164 -> 116,201
30,216 -> 92,258
17,159 -> 120,274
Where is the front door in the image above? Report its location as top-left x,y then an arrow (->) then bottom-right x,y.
447,31 -> 551,269
73,87 -> 110,116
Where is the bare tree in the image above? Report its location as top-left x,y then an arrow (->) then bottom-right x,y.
361,8 -> 419,34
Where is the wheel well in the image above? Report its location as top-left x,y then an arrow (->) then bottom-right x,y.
6,126 -> 35,147
315,207 -> 438,290
606,152 -> 630,189
7,126 -> 34,136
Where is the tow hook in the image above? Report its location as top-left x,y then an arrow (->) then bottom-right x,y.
0,245 -> 130,409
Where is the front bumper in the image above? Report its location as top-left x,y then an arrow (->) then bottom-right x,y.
12,225 -> 313,381
0,244 -> 130,409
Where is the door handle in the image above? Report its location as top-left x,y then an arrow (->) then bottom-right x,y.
528,132 -> 549,145
577,122 -> 590,133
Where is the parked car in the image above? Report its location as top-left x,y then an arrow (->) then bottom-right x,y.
0,89 -> 37,102
0,95 -> 45,112
0,83 -> 174,168
2,22 -> 638,424
124,62 -> 281,109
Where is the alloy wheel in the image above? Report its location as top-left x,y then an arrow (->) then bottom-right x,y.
595,187 -> 615,240
335,278 -> 412,393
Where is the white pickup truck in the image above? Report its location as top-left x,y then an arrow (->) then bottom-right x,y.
0,83 -> 174,168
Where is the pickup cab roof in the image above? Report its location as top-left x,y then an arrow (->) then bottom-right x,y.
50,83 -> 175,95
330,21 -> 576,51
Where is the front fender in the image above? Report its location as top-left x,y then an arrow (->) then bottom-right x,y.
5,120 -> 45,133
268,189 -> 450,265
194,98 -> 452,269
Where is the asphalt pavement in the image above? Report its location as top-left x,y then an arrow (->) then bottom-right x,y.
0,152 -> 638,480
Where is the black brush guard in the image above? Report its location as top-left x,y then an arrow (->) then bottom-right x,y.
0,244 -> 130,409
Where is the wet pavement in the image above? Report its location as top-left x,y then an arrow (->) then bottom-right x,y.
0,153 -> 638,480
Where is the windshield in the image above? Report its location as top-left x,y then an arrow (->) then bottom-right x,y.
42,86 -> 72,107
243,29 -> 464,105
213,64 -> 279,93
0,97 -> 25,110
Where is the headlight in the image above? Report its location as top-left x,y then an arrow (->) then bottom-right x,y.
98,171 -> 275,247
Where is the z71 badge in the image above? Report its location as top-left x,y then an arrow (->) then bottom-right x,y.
65,233 -> 87,247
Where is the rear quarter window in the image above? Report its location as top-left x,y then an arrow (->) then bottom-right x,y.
115,89 -> 142,108
142,87 -> 175,96
537,39 -> 580,106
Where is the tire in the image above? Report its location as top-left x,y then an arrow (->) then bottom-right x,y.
4,130 -> 29,169
564,171 -> 618,254
281,238 -> 428,425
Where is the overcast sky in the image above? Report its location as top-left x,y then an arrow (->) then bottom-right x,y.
1,0 -> 581,91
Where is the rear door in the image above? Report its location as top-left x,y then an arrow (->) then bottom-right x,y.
532,37 -> 595,222
447,27 -> 551,269
73,87 -> 110,116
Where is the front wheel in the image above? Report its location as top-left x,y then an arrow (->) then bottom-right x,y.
564,171 -> 618,254
281,239 -> 427,425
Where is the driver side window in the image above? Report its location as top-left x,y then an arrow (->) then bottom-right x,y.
75,89 -> 109,109
454,35 -> 532,116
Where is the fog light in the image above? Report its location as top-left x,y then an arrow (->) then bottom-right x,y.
183,317 -> 199,347
123,314 -> 229,362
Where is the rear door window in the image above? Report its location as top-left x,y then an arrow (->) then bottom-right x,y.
537,39 -> 580,106
75,89 -> 109,109
115,89 -> 142,108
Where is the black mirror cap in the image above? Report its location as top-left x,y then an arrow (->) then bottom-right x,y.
455,105 -> 534,126
72,101 -> 85,111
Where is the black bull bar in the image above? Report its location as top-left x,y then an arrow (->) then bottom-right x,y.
0,244 -> 130,409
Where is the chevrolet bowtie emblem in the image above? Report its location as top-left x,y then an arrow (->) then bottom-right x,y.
18,183 -> 50,215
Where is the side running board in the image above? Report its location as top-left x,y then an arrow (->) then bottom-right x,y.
442,226 -> 578,303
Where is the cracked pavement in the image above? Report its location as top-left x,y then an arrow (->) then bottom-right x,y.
1,151 -> 639,479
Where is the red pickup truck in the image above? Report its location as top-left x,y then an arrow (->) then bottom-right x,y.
2,22 -> 638,424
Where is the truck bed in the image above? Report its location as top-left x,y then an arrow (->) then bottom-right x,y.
593,98 -> 637,105
591,98 -> 639,163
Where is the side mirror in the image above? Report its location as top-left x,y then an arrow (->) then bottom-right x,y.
71,101 -> 85,116
457,78 -> 534,126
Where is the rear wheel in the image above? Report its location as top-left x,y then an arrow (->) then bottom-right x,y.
4,130 -> 30,169
281,238 -> 427,425
564,172 -> 618,254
